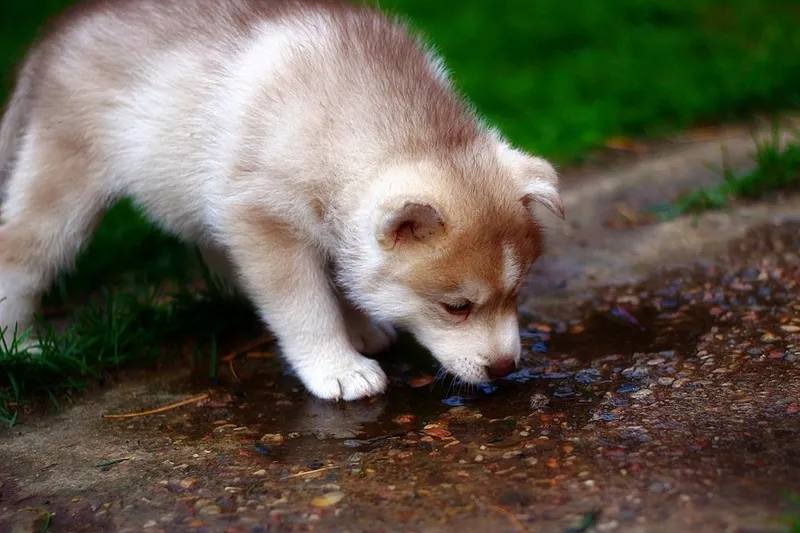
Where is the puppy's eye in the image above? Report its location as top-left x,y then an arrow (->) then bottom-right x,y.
442,301 -> 472,316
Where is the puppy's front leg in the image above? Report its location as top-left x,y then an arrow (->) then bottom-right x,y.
223,213 -> 387,401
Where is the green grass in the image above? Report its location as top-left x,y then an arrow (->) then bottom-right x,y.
0,261 -> 256,426
667,122 -> 800,215
782,493 -> 800,533
2,0 -> 800,424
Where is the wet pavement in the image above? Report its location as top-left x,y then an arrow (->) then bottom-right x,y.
1,219 -> 798,533
2,129 -> 800,532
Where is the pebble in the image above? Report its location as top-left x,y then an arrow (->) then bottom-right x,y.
197,505 -> 221,516
672,378 -> 689,389
529,393 -> 550,410
394,414 -> 417,425
311,491 -> 345,508
422,424 -> 452,439
409,376 -> 434,387
260,433 -> 285,445
781,325 -> 800,333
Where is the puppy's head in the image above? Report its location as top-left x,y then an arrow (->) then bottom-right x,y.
352,140 -> 563,384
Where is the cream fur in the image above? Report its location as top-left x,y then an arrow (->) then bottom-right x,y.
0,0 -> 563,400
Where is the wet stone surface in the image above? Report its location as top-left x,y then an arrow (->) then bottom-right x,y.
1,221 -> 799,533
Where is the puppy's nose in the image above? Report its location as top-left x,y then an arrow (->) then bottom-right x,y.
486,357 -> 516,379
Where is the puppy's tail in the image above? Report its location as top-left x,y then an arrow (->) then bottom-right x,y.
0,56 -> 37,199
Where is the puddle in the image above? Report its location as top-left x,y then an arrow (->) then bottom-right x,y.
107,294 -> 729,473
2,222 -> 798,532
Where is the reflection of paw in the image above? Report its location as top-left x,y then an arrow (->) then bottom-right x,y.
298,353 -> 388,401
294,394 -> 389,439
345,316 -> 396,355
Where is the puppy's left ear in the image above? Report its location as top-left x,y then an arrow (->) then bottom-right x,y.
497,142 -> 564,219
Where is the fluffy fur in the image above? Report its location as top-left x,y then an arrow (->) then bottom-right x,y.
0,0 -> 563,400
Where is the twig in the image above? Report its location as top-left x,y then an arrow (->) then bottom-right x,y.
282,466 -> 339,480
95,457 -> 133,469
222,333 -> 273,362
229,358 -> 241,383
102,393 -> 210,419
245,352 -> 274,359
481,504 -> 529,532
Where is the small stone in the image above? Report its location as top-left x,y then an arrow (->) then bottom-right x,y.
658,377 -> 674,386
198,505 -> 221,516
761,332 -> 779,342
409,376 -> 434,387
649,481 -> 670,493
253,469 -> 267,476
422,426 -> 452,439
260,433 -> 285,445
474,454 -> 485,463
597,520 -> 620,531
672,378 -> 689,389
180,478 -> 198,489
143,520 -> 157,528
781,325 -> 800,333
311,491 -> 345,508
212,424 -> 237,436
393,414 -> 417,425
502,451 -> 521,460
630,389 -> 654,400
529,393 -> 549,410
166,480 -> 184,493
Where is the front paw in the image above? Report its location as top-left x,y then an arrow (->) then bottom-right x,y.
297,353 -> 388,401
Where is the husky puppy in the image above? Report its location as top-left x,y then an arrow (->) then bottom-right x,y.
0,0 -> 563,400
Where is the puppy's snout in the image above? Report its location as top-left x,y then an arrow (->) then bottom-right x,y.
486,357 -> 516,379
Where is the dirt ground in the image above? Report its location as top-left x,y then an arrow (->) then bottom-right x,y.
1,128 -> 799,533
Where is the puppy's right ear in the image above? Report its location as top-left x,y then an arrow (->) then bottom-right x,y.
376,201 -> 445,250
495,140 -> 564,219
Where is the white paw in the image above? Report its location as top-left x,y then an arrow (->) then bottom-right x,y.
345,316 -> 396,355
298,354 -> 388,401
0,311 -> 37,352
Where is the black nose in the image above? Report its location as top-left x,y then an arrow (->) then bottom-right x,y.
486,357 -> 516,379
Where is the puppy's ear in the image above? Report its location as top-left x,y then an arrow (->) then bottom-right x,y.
377,201 -> 445,249
496,142 -> 564,219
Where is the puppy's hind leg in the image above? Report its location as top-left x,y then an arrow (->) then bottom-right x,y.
0,127 -> 109,347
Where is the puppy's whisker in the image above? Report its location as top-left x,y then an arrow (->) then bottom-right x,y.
431,370 -> 448,391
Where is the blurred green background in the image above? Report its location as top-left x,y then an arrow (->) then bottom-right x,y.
2,0 -> 799,292
3,0 -> 800,163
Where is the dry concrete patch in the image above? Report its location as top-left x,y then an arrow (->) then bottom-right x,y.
524,127 -> 800,318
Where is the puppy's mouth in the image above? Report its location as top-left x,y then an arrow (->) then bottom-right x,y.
437,362 -> 491,386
